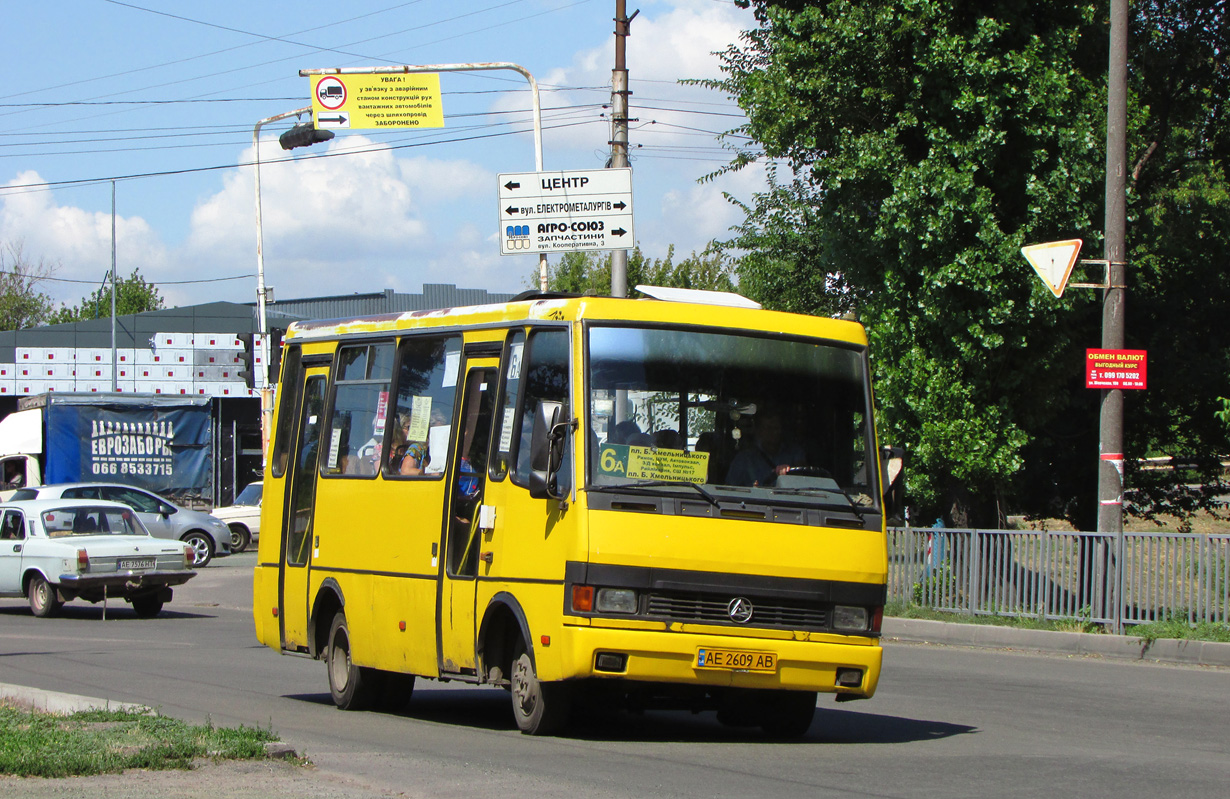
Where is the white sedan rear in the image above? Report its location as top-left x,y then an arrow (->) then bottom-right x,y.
0,498 -> 196,618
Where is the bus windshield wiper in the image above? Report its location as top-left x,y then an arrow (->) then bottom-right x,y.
771,485 -> 870,518
590,480 -> 721,508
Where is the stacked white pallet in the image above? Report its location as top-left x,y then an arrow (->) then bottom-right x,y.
0,362 -> 14,396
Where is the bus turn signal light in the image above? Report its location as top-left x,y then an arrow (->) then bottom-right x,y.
571,585 -> 594,612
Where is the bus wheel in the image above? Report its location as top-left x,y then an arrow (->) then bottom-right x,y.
759,690 -> 817,738
327,611 -> 379,710
510,642 -> 571,735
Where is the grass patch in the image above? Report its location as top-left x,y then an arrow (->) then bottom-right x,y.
1124,619 -> 1230,644
886,601 -> 1103,633
888,601 -> 1230,641
0,703 -> 282,778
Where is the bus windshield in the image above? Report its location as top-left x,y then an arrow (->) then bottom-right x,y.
586,325 -> 878,511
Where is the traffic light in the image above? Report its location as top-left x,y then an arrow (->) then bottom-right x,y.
237,332 -> 255,389
267,327 -> 286,386
279,122 -> 334,151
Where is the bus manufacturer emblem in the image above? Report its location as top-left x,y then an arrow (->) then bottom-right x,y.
727,597 -> 754,623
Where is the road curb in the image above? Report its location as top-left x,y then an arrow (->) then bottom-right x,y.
883,617 -> 1230,667
0,683 -> 150,715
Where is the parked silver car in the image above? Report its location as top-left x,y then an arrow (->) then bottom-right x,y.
9,483 -> 231,567
0,498 -> 196,618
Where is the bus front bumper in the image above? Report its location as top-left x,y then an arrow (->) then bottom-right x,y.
553,624 -> 882,698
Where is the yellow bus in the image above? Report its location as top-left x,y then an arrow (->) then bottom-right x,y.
253,288 -> 902,736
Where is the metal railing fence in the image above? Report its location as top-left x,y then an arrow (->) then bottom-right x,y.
888,527 -> 1230,631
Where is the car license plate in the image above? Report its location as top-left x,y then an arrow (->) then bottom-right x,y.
696,648 -> 777,672
117,557 -> 155,571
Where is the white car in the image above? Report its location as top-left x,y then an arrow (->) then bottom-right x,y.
10,483 -> 232,568
212,481 -> 261,553
0,499 -> 196,618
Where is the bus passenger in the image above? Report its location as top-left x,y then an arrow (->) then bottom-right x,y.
400,441 -> 429,476
606,420 -> 641,445
653,428 -> 683,450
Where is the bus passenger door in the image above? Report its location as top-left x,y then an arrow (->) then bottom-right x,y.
438,358 -> 499,675
279,367 -> 329,652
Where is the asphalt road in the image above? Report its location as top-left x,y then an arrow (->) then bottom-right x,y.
1,551 -> 1228,798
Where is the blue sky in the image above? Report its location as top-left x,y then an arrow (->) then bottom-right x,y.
2,0 -> 764,308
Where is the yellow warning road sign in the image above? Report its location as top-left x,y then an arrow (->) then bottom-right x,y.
309,73 -> 444,130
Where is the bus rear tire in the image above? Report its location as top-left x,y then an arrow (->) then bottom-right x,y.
327,611 -> 380,710
510,642 -> 571,735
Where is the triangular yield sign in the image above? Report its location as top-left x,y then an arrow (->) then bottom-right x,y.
1021,239 -> 1082,297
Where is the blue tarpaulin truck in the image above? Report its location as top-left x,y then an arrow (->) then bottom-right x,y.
0,394 -> 213,505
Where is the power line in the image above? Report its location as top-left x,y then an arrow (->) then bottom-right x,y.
8,2 -> 433,102
0,118 -> 601,195
0,268 -> 254,286
0,103 -> 606,157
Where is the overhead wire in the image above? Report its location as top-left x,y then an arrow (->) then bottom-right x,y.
0,118 -> 603,195
8,0 -> 594,133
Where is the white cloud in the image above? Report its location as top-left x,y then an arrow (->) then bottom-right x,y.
180,136 -> 502,303
0,171 -> 169,306
638,161 -> 766,257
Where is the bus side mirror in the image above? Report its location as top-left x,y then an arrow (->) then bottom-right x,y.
529,401 -> 566,500
880,446 -> 905,524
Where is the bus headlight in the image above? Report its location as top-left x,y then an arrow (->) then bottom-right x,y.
596,588 -> 637,614
832,605 -> 868,631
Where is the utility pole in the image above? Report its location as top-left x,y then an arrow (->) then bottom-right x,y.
110,180 -> 118,393
609,1 -> 636,298
1099,0 -> 1127,540
1098,0 -> 1128,632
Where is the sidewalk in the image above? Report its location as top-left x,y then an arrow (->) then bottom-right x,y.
883,617 -> 1230,667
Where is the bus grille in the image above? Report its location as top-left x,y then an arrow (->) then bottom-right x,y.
644,592 -> 829,631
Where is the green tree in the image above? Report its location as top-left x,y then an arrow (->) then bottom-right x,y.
49,267 -> 165,323
0,241 -> 57,330
532,245 -> 737,296
710,1 -> 1230,527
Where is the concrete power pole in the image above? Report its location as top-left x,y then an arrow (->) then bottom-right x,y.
609,1 -> 635,298
1099,0 -> 1128,540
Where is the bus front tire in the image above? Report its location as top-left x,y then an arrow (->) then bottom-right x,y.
378,672 -> 415,712
327,611 -> 380,710
510,643 -> 571,735
758,690 -> 817,738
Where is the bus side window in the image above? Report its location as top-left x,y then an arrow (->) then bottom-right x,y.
383,335 -> 461,479
509,328 -> 571,491
270,345 -> 303,478
321,342 -> 395,478
489,329 -> 526,482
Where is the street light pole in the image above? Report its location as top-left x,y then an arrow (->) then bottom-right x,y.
253,106 -> 311,463
299,63 -> 546,290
